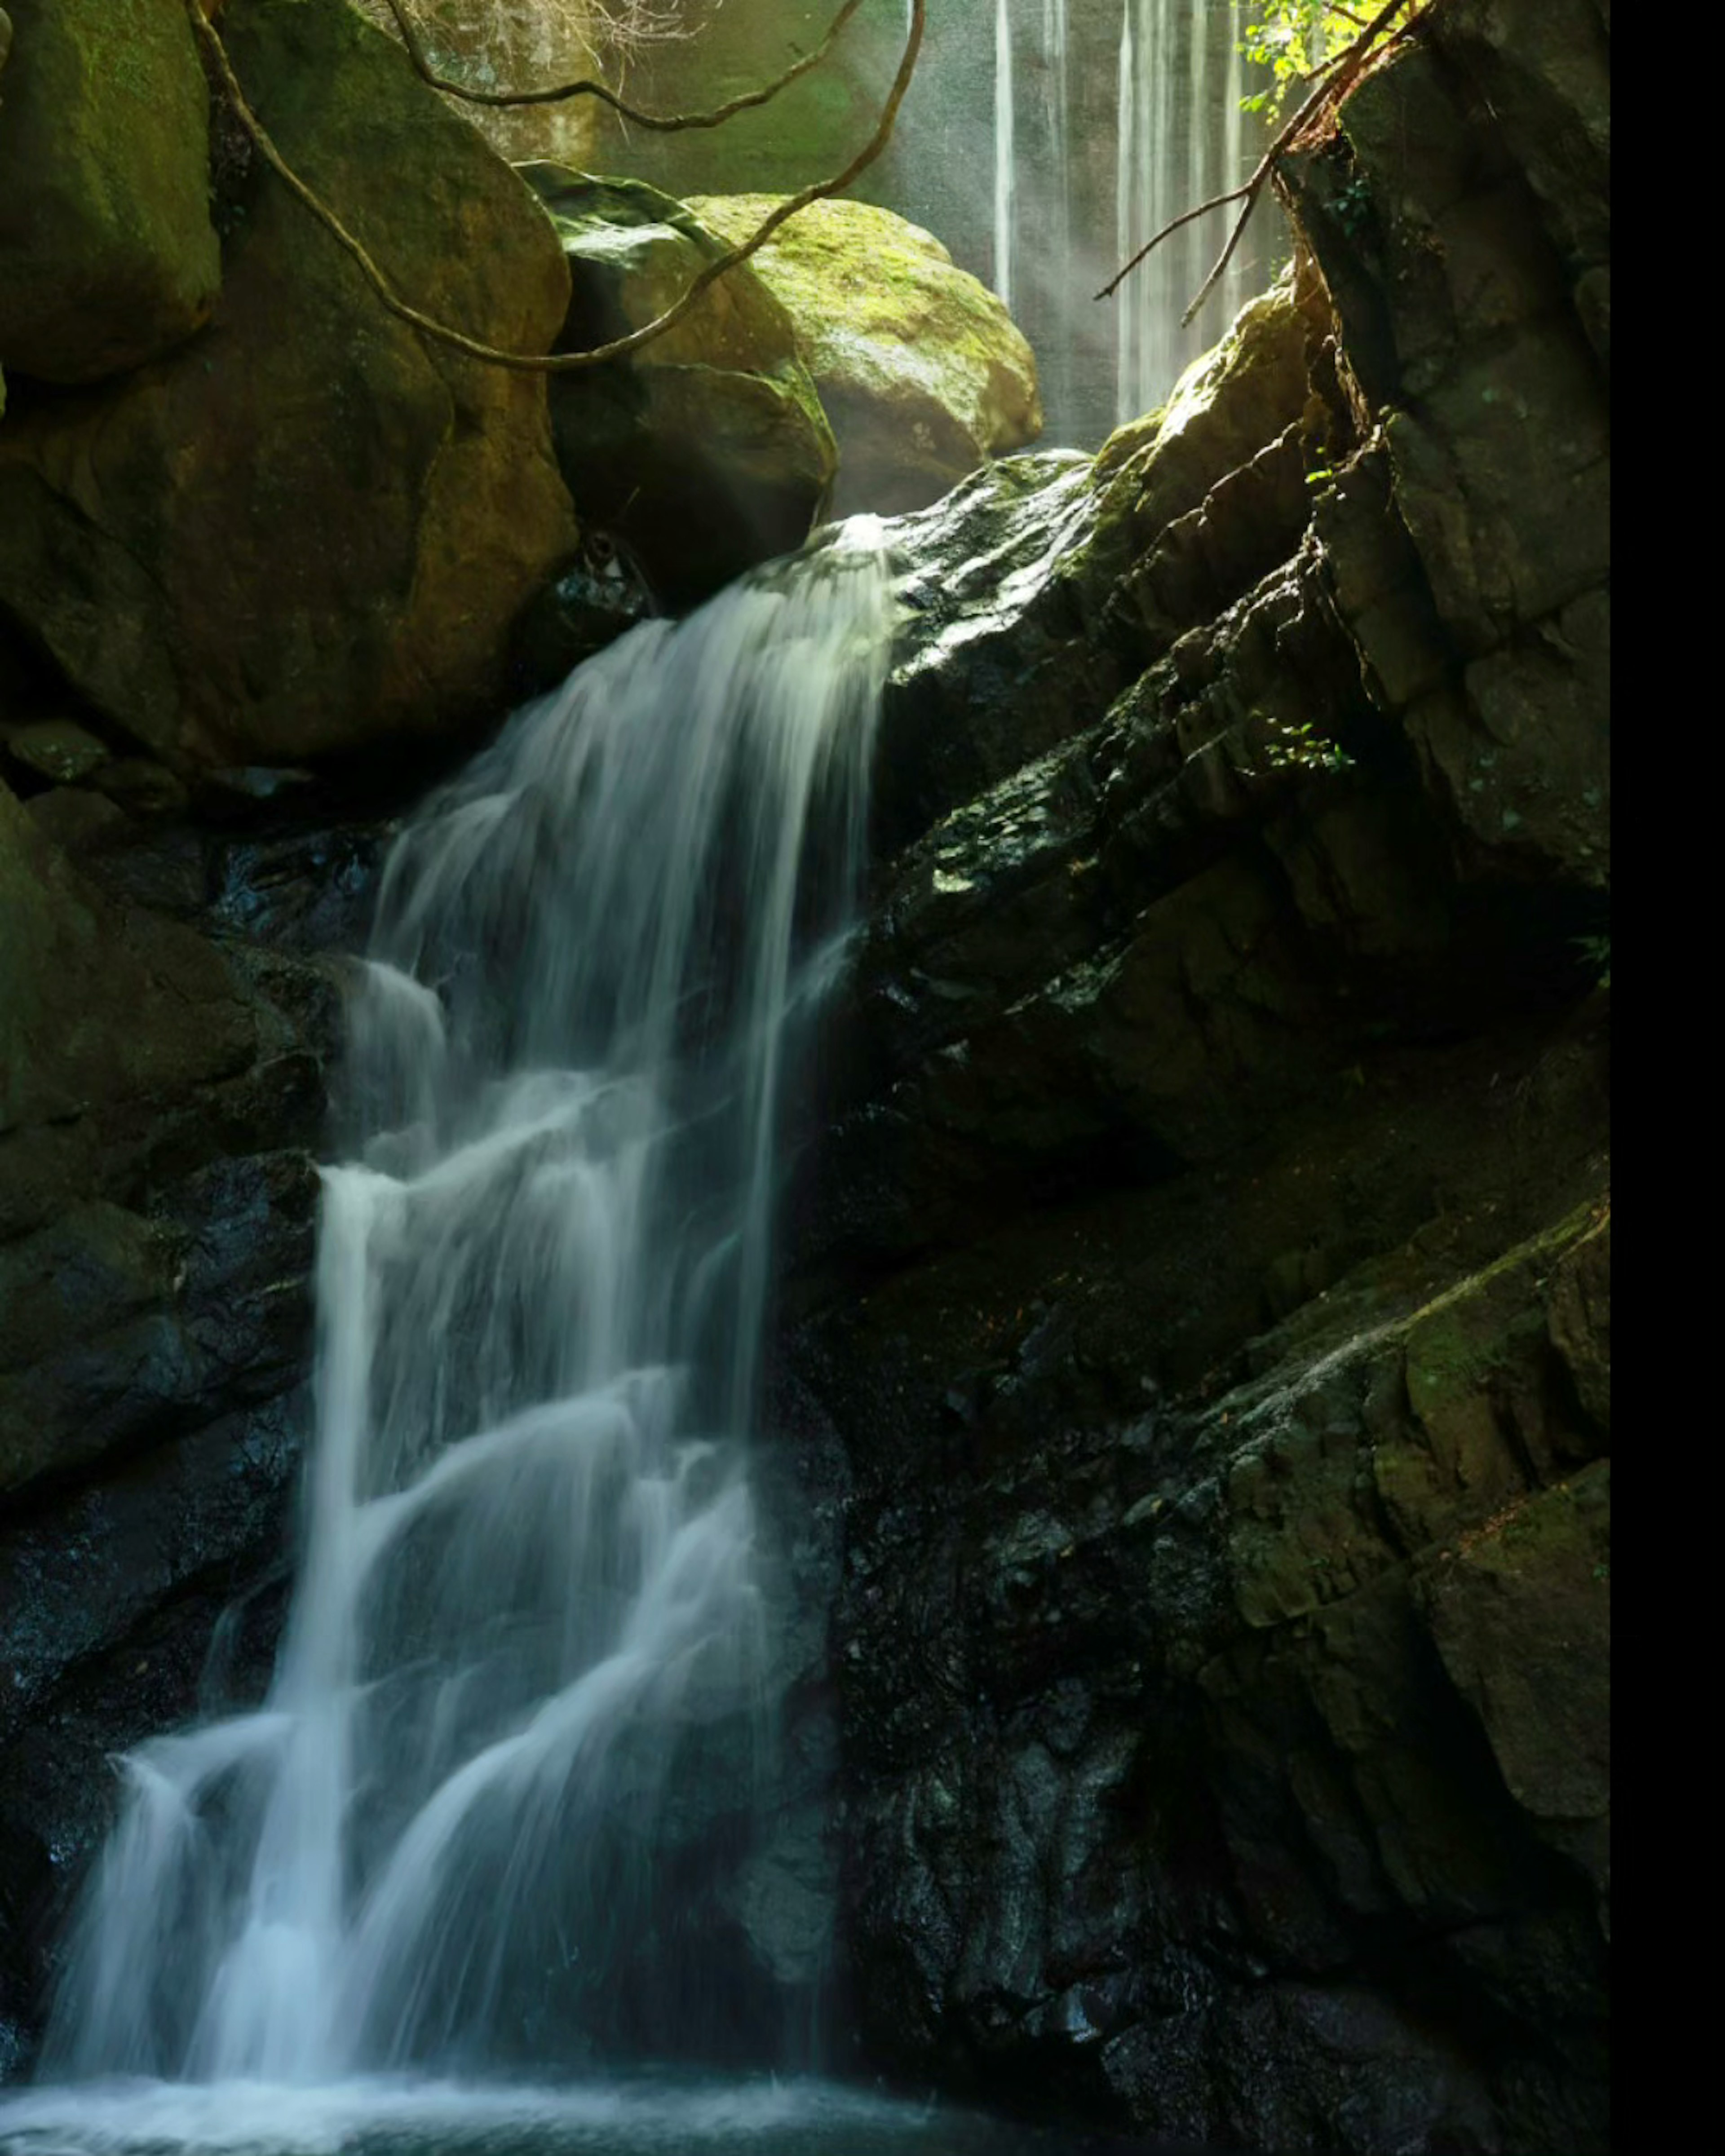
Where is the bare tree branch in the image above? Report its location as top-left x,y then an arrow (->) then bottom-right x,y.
1095,0 -> 1425,326
378,0 -> 870,131
185,0 -> 926,376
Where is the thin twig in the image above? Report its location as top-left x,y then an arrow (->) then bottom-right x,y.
1095,0 -> 1420,325
1094,181 -> 1254,301
379,0 -> 867,130
185,0 -> 926,376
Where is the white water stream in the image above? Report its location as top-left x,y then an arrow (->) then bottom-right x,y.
39,527 -> 896,2088
993,0 -> 1016,314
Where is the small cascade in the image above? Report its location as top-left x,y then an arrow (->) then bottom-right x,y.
994,0 -> 1016,312
43,528 -> 897,2084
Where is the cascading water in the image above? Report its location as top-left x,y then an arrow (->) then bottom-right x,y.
38,526 -> 896,2093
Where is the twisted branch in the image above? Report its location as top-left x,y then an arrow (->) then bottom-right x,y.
377,0 -> 869,131
186,0 -> 926,376
1096,0 -> 1424,325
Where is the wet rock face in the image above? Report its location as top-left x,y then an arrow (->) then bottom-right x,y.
0,776 -> 386,2070
790,9 -> 1610,2152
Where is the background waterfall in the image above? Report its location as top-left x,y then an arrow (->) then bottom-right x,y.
43,529 -> 896,2085
580,0 -> 1277,449
1111,0 -> 1257,424
993,0 -> 1016,315
985,0 -> 1268,442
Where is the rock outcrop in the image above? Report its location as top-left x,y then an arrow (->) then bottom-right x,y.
784,6 -> 1610,2151
688,194 -> 1043,517
0,0 -> 576,773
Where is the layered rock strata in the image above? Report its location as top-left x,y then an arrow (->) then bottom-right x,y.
790,6 -> 1610,2150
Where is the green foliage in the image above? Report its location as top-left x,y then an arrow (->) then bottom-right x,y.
1572,933 -> 1611,988
1238,4 -> 1368,116
1332,171 -> 1374,237
1257,715 -> 1355,776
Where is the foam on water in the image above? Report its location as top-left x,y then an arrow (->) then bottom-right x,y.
0,2073 -> 974,2156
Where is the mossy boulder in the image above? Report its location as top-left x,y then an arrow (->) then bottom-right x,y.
688,194 -> 1043,517
518,166 -> 837,607
0,0 -> 576,769
0,0 -> 221,384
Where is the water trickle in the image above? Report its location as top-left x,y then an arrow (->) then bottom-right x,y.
993,0 -> 1016,314
43,526 -> 897,2085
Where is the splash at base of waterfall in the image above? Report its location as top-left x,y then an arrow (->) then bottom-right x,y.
0,2071 -> 1090,2156
40,526 -> 896,2087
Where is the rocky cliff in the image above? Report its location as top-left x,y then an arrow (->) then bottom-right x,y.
789,4 -> 1610,2149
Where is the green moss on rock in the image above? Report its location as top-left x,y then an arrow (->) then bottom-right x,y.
0,0 -> 221,383
0,0 -> 576,768
688,194 -> 1043,517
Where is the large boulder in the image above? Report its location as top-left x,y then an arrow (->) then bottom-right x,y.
0,0 -> 221,384
0,0 -> 576,770
688,194 -> 1043,517
519,165 -> 837,607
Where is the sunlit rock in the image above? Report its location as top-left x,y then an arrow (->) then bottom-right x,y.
353,0 -> 602,165
521,166 -> 837,607
689,194 -> 1043,517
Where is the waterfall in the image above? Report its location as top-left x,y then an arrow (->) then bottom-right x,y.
1115,1 -> 1138,419
993,0 -> 1016,312
42,528 -> 896,2086
1114,0 -> 1258,426
1042,0 -> 1070,208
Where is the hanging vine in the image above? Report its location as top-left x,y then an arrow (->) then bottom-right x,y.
183,0 -> 926,375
